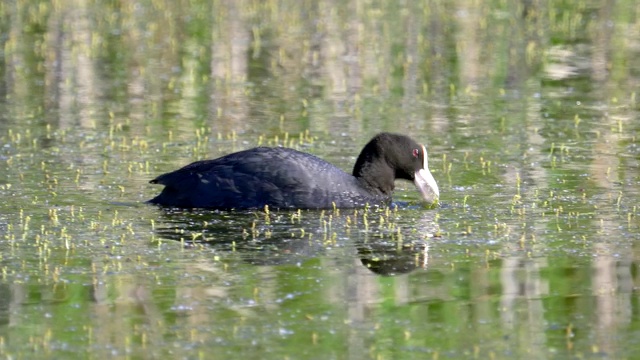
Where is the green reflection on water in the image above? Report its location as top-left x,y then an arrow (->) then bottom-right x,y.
2,0 -> 640,358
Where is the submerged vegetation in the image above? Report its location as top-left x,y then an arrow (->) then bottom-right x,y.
1,0 -> 640,358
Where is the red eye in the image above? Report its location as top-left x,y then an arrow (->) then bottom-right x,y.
412,148 -> 420,158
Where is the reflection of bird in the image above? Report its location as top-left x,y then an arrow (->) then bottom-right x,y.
359,242 -> 429,276
148,133 -> 439,209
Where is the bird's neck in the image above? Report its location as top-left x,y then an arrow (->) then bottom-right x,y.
354,162 -> 395,195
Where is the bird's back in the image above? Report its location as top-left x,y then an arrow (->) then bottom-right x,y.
149,147 -> 388,209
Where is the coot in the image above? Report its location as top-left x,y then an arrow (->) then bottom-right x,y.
148,132 -> 439,209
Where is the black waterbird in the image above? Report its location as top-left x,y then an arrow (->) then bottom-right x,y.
148,133 -> 439,210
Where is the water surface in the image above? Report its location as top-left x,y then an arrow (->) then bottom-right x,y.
1,0 -> 640,358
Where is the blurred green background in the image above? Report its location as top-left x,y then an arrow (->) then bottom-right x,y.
1,0 -> 640,358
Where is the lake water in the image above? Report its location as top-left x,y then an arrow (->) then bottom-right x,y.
1,0 -> 640,358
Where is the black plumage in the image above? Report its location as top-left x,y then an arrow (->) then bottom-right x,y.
148,133 -> 439,209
